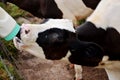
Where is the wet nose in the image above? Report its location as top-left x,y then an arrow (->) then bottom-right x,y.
25,29 -> 30,34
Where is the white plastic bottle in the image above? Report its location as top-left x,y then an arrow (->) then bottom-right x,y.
0,7 -> 20,41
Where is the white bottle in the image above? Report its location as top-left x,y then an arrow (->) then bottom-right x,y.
0,7 -> 20,41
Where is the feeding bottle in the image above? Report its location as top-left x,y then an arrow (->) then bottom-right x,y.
0,7 -> 20,41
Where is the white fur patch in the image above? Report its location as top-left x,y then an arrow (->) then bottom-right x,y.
87,0 -> 120,32
21,19 -> 75,33
54,0 -> 93,25
13,37 -> 45,59
74,64 -> 83,80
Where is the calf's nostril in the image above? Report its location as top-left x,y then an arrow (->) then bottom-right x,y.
25,30 -> 30,34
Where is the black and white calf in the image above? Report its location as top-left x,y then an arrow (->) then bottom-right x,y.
0,0 -> 101,25
76,0 -> 120,79
13,19 -> 103,80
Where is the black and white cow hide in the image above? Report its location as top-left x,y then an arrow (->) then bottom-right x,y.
76,0 -> 120,80
0,0 -> 101,25
13,19 -> 103,80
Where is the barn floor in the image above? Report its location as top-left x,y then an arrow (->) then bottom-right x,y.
16,51 -> 108,80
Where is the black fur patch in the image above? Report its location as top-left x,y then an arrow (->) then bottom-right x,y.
36,28 -> 71,60
76,21 -> 105,43
82,0 -> 101,9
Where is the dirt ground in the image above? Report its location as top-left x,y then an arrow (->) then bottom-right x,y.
16,51 -> 108,80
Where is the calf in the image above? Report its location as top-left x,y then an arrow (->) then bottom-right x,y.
13,19 -> 103,80
0,0 -> 101,25
76,0 -> 120,79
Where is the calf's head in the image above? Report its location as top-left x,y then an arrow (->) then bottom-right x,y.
13,19 -> 75,59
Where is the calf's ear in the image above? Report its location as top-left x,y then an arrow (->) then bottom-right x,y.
83,42 -> 104,58
69,41 -> 104,66
70,40 -> 104,57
